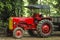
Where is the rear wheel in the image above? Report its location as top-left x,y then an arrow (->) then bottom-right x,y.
37,19 -> 53,37
13,27 -> 24,39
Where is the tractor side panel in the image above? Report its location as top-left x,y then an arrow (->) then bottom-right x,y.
13,17 -> 34,24
25,17 -> 34,24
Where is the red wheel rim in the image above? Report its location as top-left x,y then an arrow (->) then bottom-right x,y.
16,30 -> 22,37
42,24 -> 50,34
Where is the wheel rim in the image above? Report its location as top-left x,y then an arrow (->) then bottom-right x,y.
42,24 -> 50,34
16,30 -> 22,37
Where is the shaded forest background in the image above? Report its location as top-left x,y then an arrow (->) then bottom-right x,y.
0,0 -> 60,20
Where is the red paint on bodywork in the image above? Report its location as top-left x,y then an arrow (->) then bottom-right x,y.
12,17 -> 36,30
13,17 -> 34,24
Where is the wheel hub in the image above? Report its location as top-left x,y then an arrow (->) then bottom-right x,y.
16,30 -> 22,37
42,24 -> 50,34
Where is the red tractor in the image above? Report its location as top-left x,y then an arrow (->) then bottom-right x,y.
8,4 -> 53,38
0,4 -> 53,39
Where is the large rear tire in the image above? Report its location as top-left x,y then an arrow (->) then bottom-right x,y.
37,19 -> 53,37
13,27 -> 24,39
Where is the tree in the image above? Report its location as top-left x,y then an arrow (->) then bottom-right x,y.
14,0 -> 24,17
28,0 -> 37,4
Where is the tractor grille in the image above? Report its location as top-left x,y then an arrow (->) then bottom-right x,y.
9,17 -> 13,30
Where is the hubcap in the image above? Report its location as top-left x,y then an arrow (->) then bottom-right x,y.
42,24 -> 50,34
16,30 -> 22,37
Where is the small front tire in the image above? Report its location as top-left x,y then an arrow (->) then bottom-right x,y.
13,27 -> 24,39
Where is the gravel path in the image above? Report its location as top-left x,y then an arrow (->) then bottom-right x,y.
0,31 -> 60,40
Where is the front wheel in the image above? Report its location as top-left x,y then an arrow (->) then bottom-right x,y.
13,27 -> 24,39
37,19 -> 53,37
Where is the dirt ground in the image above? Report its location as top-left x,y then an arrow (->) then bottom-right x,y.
0,31 -> 60,40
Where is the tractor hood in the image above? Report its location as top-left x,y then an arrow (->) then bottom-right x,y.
12,17 -> 34,24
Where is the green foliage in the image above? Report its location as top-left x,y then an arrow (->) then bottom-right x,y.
0,2 -> 4,11
28,0 -> 37,4
5,4 -> 12,11
0,0 -> 60,19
